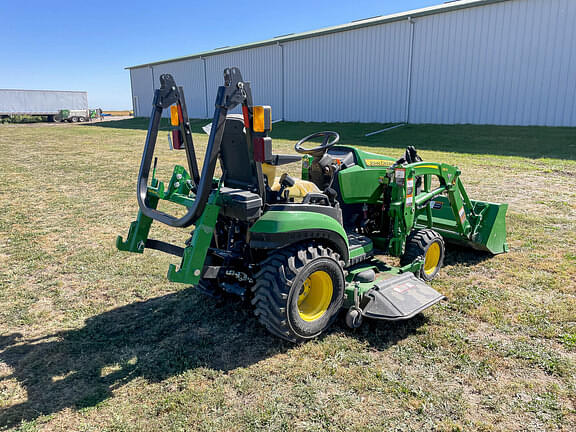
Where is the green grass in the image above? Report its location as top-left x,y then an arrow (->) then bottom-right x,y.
93,117 -> 576,160
0,115 -> 50,124
0,120 -> 575,431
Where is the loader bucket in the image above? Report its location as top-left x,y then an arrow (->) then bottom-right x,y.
468,199 -> 509,255
416,197 -> 508,255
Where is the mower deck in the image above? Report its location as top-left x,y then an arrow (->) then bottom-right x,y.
361,273 -> 445,321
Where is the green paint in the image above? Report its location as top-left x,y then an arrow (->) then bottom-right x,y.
337,165 -> 384,204
118,128 -> 507,302
342,258 -> 424,306
249,210 -> 348,248
349,238 -> 373,259
373,159 -> 508,257
349,147 -> 396,168
167,192 -> 220,285
301,155 -> 311,181
116,195 -> 159,253
147,165 -> 197,207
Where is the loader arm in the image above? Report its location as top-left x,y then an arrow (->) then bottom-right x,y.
387,161 -> 507,256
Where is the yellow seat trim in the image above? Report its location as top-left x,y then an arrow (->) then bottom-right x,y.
270,179 -> 320,198
262,162 -> 320,198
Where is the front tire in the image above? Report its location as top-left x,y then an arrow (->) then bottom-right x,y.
401,229 -> 445,281
252,243 -> 345,343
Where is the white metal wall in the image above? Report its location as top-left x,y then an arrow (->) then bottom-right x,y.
151,59 -> 207,118
129,0 -> 576,126
283,20 -> 410,123
130,67 -> 153,117
409,0 -> 576,126
205,45 -> 283,119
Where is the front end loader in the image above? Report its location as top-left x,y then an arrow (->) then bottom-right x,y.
117,68 -> 508,342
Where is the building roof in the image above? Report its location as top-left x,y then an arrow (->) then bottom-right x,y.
126,0 -> 509,69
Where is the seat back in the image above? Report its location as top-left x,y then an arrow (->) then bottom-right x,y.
219,115 -> 261,192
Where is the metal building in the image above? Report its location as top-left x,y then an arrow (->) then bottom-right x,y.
127,0 -> 576,126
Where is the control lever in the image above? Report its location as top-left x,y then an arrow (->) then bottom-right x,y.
280,173 -> 296,188
278,173 -> 296,200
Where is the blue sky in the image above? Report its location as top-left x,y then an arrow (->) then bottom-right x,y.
1,0 -> 439,109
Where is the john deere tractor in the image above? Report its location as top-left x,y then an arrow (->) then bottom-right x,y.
117,68 -> 508,342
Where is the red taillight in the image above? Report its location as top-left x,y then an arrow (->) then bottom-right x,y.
254,137 -> 265,162
253,137 -> 272,162
242,105 -> 250,128
172,129 -> 183,150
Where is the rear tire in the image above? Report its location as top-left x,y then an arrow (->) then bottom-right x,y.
79,116 -> 86,122
251,243 -> 345,343
401,229 -> 445,281
71,116 -> 79,123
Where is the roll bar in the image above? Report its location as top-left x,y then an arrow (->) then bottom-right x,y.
136,67 -> 252,227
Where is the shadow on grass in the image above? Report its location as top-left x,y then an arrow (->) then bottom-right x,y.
443,244 -> 494,268
88,118 -> 576,160
0,287 -> 423,428
332,312 -> 428,352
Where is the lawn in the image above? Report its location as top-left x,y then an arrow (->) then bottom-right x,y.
0,119 -> 575,431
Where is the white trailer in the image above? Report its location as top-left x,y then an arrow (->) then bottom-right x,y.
0,89 -> 88,122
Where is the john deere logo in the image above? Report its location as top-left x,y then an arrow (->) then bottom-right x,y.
365,159 -> 389,166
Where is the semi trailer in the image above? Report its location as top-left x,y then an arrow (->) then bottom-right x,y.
0,89 -> 88,122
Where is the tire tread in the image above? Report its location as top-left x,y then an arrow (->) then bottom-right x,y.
251,243 -> 341,342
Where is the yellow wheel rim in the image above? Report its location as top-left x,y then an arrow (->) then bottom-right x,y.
424,242 -> 441,276
298,270 -> 333,322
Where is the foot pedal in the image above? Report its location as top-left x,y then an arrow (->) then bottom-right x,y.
362,273 -> 444,321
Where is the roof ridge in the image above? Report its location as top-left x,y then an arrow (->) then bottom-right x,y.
126,0 -> 509,69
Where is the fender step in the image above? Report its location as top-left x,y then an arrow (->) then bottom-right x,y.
362,273 -> 444,321
347,232 -> 374,266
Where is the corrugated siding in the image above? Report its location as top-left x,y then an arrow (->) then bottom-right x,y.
128,0 -> 576,126
409,0 -> 576,126
204,46 -> 282,119
130,67 -> 153,117
283,20 -> 410,123
0,90 -> 87,114
151,60 -> 207,118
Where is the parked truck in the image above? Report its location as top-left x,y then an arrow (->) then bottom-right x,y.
0,89 -> 88,122
56,108 -> 102,123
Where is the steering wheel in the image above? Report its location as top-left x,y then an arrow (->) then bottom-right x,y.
295,131 -> 340,155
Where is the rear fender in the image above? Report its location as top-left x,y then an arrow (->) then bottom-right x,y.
249,210 -> 349,264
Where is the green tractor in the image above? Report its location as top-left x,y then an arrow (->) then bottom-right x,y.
117,68 -> 508,342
